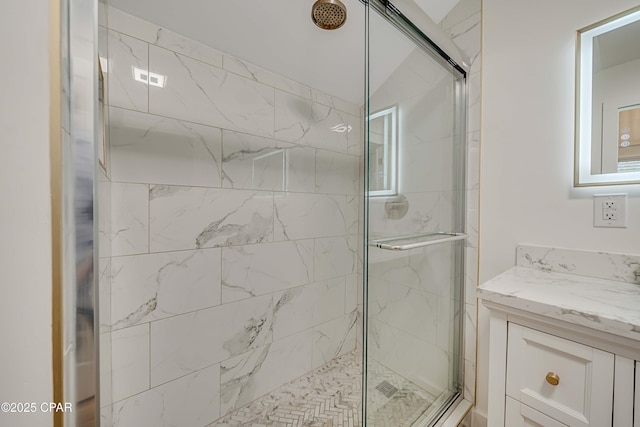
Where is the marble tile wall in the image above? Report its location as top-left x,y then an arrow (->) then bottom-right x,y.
99,7 -> 362,426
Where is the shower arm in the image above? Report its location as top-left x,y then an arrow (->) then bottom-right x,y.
370,232 -> 467,251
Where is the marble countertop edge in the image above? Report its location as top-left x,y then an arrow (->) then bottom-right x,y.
477,266 -> 640,342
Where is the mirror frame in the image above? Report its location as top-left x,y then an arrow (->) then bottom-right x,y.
367,105 -> 398,197
575,5 -> 640,186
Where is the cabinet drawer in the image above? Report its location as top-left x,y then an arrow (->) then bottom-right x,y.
506,396 -> 568,427
506,324 -> 614,427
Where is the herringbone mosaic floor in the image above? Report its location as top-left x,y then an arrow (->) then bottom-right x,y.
211,351 -> 436,427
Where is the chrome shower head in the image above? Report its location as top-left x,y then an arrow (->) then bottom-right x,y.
312,0 -> 347,30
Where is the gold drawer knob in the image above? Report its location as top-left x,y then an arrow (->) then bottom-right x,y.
546,372 -> 560,386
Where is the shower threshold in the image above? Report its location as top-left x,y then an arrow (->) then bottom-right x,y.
210,350 -> 442,427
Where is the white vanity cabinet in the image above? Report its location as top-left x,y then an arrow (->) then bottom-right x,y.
486,312 -> 638,427
479,266 -> 640,427
506,324 -> 614,427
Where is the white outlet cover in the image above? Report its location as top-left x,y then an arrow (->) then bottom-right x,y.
593,194 -> 627,228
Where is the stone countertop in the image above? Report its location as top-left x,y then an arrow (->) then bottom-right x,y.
477,266 -> 640,342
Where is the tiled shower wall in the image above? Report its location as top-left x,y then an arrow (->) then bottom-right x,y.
98,5 -> 361,426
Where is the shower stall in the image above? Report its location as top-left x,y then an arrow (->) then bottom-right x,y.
61,0 -> 469,425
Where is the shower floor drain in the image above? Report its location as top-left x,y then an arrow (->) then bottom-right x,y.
375,380 -> 399,398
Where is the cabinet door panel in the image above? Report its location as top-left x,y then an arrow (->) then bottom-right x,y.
506,396 -> 568,427
507,323 -> 614,427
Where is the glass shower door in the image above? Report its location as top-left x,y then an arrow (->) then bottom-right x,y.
364,3 -> 466,426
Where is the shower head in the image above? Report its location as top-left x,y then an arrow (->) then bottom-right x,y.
312,0 -> 347,30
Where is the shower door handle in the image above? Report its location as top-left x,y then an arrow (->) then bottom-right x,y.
370,232 -> 467,251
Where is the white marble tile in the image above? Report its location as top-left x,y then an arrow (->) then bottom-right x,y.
221,130 -> 315,192
107,7 -> 224,67
149,186 -> 273,252
400,134 -> 455,193
99,257 -> 111,333
100,405 -> 112,427
368,191 -> 444,238
107,30 -> 148,112
221,240 -> 314,303
368,243 -> 455,297
98,2 -> 107,27
440,0 -> 481,30
272,278 -> 346,341
153,29 -> 223,68
445,13 -> 481,72
112,364 -> 220,427
149,46 -> 275,137
315,150 -> 360,195
465,246 -> 479,305
464,302 -> 476,361
517,245 -> 640,285
466,134 -> 480,191
368,279 -> 439,345
468,72 -> 481,133
285,145 -> 318,193
369,49 -> 450,115
466,208 -> 478,249
215,350 -> 361,426
107,6 -> 158,44
111,183 -> 148,256
311,90 -> 361,117
346,274 -> 359,314
220,330 -> 313,415
109,107 -> 222,187
273,193 -> 347,241
436,292 -> 455,352
274,90 -> 359,153
477,266 -> 640,342
98,174 -> 111,259
314,236 -> 358,282
368,318 -> 449,395
110,249 -> 221,330
150,295 -> 273,386
464,359 -> 476,402
98,25 -> 109,109
99,332 -> 112,409
111,324 -> 150,402
346,195 -> 361,237
466,188 -> 479,211
312,310 -> 358,368
348,122 -> 364,157
223,55 -> 312,100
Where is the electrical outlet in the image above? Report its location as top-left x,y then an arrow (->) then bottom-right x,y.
594,194 -> 627,228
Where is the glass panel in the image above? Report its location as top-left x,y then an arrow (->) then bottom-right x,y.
364,3 -> 466,426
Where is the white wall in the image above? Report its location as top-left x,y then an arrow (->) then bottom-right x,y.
0,0 -> 53,426
478,0 -> 640,421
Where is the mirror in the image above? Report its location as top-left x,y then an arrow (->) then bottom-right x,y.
368,105 -> 398,196
575,5 -> 640,186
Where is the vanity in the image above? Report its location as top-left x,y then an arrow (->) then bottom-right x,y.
478,245 -> 640,427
